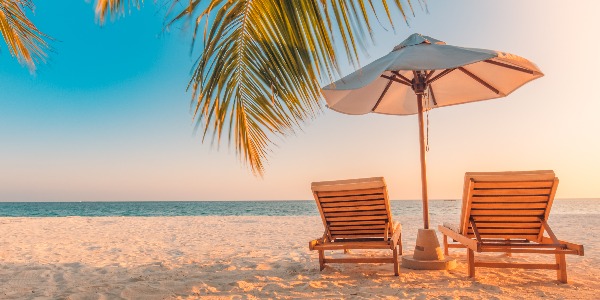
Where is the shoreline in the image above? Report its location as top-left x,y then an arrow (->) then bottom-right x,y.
1,216 -> 597,299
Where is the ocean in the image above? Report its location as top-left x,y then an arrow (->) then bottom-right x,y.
0,199 -> 598,217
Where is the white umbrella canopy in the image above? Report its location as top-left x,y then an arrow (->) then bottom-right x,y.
321,33 -> 543,229
322,33 -> 543,115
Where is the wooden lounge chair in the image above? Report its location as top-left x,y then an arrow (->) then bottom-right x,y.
308,177 -> 402,275
438,170 -> 584,283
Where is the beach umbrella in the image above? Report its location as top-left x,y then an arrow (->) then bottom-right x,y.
321,33 -> 543,230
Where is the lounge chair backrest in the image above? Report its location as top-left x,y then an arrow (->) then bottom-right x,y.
460,170 -> 559,242
311,177 -> 393,241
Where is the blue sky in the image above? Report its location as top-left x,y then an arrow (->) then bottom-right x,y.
1,1 -> 599,201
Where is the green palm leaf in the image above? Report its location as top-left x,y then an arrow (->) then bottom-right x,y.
96,0 -> 416,175
0,0 -> 50,71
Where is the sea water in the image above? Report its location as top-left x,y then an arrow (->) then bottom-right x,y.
0,199 -> 598,217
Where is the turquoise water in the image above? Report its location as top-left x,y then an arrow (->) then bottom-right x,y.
0,199 -> 598,217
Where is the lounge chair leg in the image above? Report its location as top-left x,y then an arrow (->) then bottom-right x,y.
443,234 -> 448,256
399,235 -> 403,255
467,249 -> 475,278
318,250 -> 325,271
556,253 -> 567,283
393,245 -> 400,276
505,239 -> 512,257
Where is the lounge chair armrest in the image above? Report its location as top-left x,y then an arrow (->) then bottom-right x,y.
442,222 -> 460,233
393,222 -> 402,232
390,222 -> 402,248
438,224 -> 479,252
309,238 -> 322,251
541,236 -> 584,256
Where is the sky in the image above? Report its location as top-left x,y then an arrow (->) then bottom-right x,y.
1,1 -> 599,201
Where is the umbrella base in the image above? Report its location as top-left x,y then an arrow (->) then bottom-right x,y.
401,229 -> 456,270
401,255 -> 457,270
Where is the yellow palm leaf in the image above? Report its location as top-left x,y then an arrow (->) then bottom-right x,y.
0,0 -> 50,71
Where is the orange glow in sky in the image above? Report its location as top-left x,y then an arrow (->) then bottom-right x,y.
1,1 -> 599,201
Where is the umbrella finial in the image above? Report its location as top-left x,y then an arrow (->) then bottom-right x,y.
393,33 -> 446,51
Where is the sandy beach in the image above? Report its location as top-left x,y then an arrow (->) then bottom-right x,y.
0,215 -> 597,299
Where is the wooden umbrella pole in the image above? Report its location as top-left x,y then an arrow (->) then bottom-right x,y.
416,93 -> 430,229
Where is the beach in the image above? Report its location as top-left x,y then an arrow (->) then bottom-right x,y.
1,214 -> 597,299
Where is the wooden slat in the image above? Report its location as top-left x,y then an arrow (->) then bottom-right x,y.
327,215 -> 389,222
324,210 -> 387,217
470,209 -> 545,216
468,228 -> 541,234
311,241 -> 392,250
322,205 -> 387,213
474,181 -> 554,189
311,178 -> 385,192
323,257 -> 394,264
330,230 -> 384,235
474,262 -> 558,270
473,238 -> 530,243
472,216 -> 541,222
472,188 -> 551,196
471,203 -> 548,209
472,196 -> 549,203
329,220 -> 386,226
320,194 -> 383,204
472,222 -> 541,228
473,234 -> 539,240
466,172 -> 555,182
330,225 -> 386,231
333,234 -> 385,239
320,199 -> 385,207
480,248 -> 578,255
317,188 -> 383,198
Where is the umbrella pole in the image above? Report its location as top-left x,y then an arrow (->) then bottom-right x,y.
402,91 -> 455,271
416,93 -> 430,229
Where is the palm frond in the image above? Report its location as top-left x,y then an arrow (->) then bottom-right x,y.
167,0 -> 414,175
94,0 -> 143,24
0,0 -> 50,71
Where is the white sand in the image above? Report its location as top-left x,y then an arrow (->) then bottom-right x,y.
0,215 -> 598,299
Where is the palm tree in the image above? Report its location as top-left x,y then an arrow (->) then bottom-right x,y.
0,0 -> 50,71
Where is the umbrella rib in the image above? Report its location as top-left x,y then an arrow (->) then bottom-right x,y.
484,60 -> 535,74
428,85 -> 438,106
381,74 -> 411,86
427,68 -> 456,84
458,67 -> 500,95
372,77 -> 395,111
391,71 -> 413,85
425,70 -> 436,81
